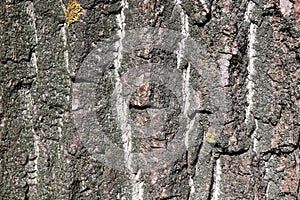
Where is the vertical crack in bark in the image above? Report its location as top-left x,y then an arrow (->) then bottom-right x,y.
219,54 -> 231,87
60,0 -> 70,75
211,158 -> 222,200
245,2 -> 258,153
175,0 -> 189,69
265,166 -> 271,200
27,2 -> 38,74
59,0 -> 70,160
57,0 -> 70,176
175,0 -> 195,198
186,119 -> 196,198
245,2 -> 261,199
183,63 -> 191,148
115,1 -> 144,199
115,0 -> 128,174
26,2 -> 39,197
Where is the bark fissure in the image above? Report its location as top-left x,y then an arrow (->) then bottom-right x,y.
1,0 -> 299,199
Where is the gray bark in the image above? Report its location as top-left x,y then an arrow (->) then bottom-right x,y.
0,0 -> 299,199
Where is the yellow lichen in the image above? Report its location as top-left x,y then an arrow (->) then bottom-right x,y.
206,132 -> 217,144
47,185 -> 53,190
65,0 -> 83,27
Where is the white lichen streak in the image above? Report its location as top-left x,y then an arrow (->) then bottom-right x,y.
244,2 -> 258,153
26,2 -> 39,194
266,181 -> 271,199
189,176 -> 195,194
135,170 -> 144,199
175,0 -> 195,197
212,158 -> 222,200
175,0 -> 190,150
56,3 -> 71,191
265,161 -> 271,199
219,54 -> 231,87
176,0 -> 189,69
27,2 -> 38,74
27,93 -> 40,188
183,62 -> 191,149
59,0 -> 70,74
59,0 -> 70,161
115,1 -> 143,199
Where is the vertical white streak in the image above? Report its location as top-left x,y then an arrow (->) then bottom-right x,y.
245,2 -> 258,153
33,127 -> 40,185
244,2 -> 254,22
189,177 -> 195,194
27,2 -> 38,74
212,158 -> 222,200
134,170 -> 144,200
266,182 -> 270,199
175,1 -> 195,198
176,0 -> 189,69
26,2 -> 39,191
183,65 -> 191,148
32,53 -> 38,74
57,120 -> 63,161
27,3 -> 38,44
59,0 -> 70,74
219,54 -> 231,87
253,119 -> 258,152
27,93 -> 39,189
175,0 -> 190,149
245,22 -> 257,123
57,1 -> 70,181
115,1 -> 143,199
115,0 -> 129,176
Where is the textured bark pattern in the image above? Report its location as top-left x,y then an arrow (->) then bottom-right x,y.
0,0 -> 299,199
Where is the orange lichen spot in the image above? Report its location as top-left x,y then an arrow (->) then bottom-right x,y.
65,0 -> 83,26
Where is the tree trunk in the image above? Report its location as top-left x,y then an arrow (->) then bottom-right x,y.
0,0 -> 299,199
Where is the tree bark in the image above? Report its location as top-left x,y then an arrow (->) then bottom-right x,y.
0,0 -> 299,199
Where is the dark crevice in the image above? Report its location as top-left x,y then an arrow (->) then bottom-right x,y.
188,109 -> 212,120
129,103 -> 162,110
23,183 -> 29,200
149,145 -> 165,149
129,104 -> 151,110
186,188 -> 191,200
223,119 -> 235,126
218,147 -> 249,156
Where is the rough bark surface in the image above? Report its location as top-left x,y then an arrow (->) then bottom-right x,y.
0,0 -> 299,199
